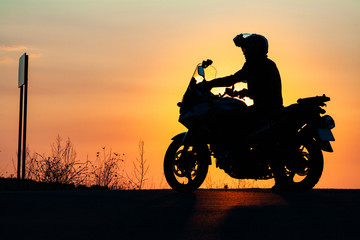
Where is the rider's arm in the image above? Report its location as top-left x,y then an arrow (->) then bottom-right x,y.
207,74 -> 239,88
207,63 -> 249,88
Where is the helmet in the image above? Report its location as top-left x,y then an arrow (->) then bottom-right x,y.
233,33 -> 268,56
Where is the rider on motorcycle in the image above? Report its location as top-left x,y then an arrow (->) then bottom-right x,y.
201,33 -> 288,190
202,33 -> 283,117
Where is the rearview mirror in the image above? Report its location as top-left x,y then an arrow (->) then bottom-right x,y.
198,66 -> 205,77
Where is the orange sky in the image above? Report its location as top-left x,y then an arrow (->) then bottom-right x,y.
1,0 -> 359,188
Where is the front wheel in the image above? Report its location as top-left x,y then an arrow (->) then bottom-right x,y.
282,141 -> 324,191
164,139 -> 209,192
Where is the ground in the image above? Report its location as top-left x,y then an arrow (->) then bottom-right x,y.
0,189 -> 358,240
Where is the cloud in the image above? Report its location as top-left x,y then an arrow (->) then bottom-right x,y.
0,57 -> 15,64
28,53 -> 42,59
0,46 -> 42,65
0,45 -> 28,51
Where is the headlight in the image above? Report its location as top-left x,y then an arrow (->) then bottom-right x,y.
322,115 -> 335,129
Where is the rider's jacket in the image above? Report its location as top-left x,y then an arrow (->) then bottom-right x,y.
208,57 -> 283,116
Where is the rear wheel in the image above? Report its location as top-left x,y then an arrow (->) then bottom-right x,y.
283,141 -> 324,191
164,139 -> 209,192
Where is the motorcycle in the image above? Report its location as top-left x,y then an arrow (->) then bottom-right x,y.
164,60 -> 335,192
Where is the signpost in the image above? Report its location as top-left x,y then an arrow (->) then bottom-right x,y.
17,53 -> 29,186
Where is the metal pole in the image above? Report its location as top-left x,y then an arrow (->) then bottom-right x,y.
17,85 -> 23,183
22,54 -> 28,182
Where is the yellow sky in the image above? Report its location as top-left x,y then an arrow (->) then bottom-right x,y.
1,0 -> 359,188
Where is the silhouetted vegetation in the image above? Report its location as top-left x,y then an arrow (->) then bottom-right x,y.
127,140 -> 149,190
26,135 -> 89,186
0,177 -> 103,190
90,147 -> 129,189
3,135 -> 151,190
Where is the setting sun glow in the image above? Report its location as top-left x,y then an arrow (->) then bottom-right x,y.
1,0 -> 359,188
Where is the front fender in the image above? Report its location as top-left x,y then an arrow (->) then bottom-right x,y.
171,132 -> 187,142
171,131 -> 195,146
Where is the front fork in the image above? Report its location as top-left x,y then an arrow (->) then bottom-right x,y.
172,130 -> 211,166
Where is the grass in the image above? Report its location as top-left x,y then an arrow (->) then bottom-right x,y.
2,136 -> 151,190
0,177 -> 107,191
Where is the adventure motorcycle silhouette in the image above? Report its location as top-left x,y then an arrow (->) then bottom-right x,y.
164,60 -> 335,192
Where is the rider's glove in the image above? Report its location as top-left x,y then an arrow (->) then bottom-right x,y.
225,87 -> 235,96
238,89 -> 248,98
202,59 -> 213,68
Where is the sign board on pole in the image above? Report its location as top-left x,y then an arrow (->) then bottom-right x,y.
17,52 -> 29,185
18,53 -> 28,88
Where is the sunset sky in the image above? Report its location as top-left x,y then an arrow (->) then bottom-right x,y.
1,0 -> 359,188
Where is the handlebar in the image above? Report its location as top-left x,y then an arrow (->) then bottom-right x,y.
224,86 -> 248,98
201,59 -> 213,68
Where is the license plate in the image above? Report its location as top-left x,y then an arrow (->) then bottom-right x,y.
317,128 -> 335,141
